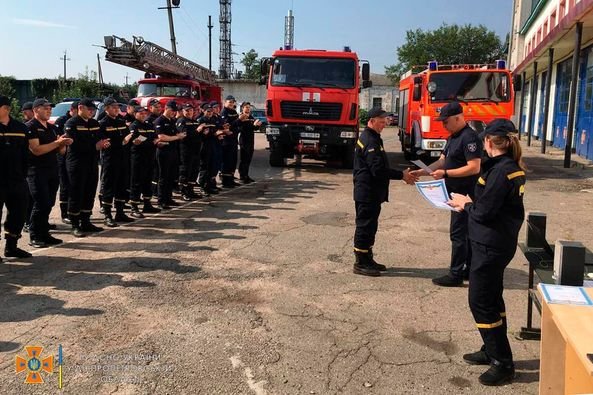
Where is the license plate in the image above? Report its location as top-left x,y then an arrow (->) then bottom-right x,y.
431,151 -> 441,157
301,132 -> 320,138
301,139 -> 318,145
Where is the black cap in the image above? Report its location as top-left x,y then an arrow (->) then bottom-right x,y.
368,107 -> 388,119
149,99 -> 160,107
134,105 -> 148,113
436,101 -> 463,121
79,98 -> 97,109
166,100 -> 179,111
240,101 -> 251,109
21,101 -> 33,111
209,101 -> 219,108
128,99 -> 139,106
479,118 -> 518,140
32,98 -> 53,109
201,103 -> 213,111
225,95 -> 236,101
182,103 -> 194,110
103,97 -> 118,106
70,101 -> 79,109
0,95 -> 11,107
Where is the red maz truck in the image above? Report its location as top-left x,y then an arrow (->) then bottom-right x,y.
260,48 -> 371,168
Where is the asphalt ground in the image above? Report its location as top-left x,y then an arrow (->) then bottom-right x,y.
1,127 -> 592,394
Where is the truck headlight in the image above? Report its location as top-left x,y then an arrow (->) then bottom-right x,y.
266,127 -> 280,135
340,131 -> 357,138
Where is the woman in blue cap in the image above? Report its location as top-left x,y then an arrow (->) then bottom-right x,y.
448,118 -> 526,386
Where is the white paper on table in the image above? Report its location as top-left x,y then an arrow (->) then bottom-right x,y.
540,284 -> 593,305
414,179 -> 456,211
411,159 -> 433,175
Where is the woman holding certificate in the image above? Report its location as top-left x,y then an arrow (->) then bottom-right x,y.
448,119 -> 526,386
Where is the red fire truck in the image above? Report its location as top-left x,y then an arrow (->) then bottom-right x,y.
398,60 -> 519,161
260,47 -> 371,168
103,35 -> 221,109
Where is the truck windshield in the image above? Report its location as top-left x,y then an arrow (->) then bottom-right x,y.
271,57 -> 356,89
137,83 -> 192,98
429,72 -> 510,102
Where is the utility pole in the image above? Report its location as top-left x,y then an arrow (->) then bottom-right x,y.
60,50 -> 71,81
125,73 -> 129,86
208,15 -> 213,71
158,0 -> 180,55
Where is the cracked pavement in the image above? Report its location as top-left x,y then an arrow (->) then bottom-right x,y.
2,130 -> 592,394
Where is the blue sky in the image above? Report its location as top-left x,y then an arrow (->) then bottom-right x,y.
0,0 -> 512,84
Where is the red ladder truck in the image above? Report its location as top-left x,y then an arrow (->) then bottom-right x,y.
103,35 -> 221,109
398,60 -> 520,161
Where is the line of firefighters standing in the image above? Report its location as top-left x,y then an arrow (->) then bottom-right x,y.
0,94 -> 262,257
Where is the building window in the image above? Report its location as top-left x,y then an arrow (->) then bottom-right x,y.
372,97 -> 383,109
551,11 -> 557,27
557,60 -> 572,113
586,64 -> 593,112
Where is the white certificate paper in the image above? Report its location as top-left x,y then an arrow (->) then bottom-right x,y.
415,179 -> 455,211
411,159 -> 433,175
540,284 -> 593,305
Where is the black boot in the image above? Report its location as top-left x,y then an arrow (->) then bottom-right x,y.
70,217 -> 85,237
60,202 -> 71,224
80,213 -> 103,233
4,234 -> 32,258
478,359 -> 515,386
103,205 -> 118,228
142,199 -> 161,214
463,345 -> 490,365
188,184 -> 201,199
181,185 -> 192,201
353,251 -> 380,277
114,202 -> 134,223
368,248 -> 387,271
130,203 -> 144,219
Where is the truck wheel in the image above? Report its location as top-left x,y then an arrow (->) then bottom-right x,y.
342,145 -> 355,169
269,147 -> 285,167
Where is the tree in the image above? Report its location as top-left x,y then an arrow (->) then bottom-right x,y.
385,24 -> 507,81
0,75 -> 22,119
240,49 -> 261,80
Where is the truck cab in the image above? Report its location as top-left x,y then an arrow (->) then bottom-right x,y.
135,76 -> 222,111
261,48 -> 371,168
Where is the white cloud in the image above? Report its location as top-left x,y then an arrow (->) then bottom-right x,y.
13,18 -> 76,29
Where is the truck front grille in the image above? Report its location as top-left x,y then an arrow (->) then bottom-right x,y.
280,101 -> 342,121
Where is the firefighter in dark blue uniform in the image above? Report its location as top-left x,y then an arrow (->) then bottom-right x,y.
196,104 -> 219,195
0,95 -> 33,260
128,106 -> 161,218
237,102 -> 262,183
64,98 -> 110,237
210,101 -> 224,190
220,95 -> 242,187
155,100 -> 185,209
448,119 -> 525,386
98,97 -> 134,227
146,99 -> 162,196
353,108 -> 416,276
177,103 -> 202,201
25,99 -> 72,247
55,101 -> 78,223
411,101 -> 482,287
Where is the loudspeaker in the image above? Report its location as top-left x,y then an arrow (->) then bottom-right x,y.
554,240 -> 585,286
526,212 -> 547,249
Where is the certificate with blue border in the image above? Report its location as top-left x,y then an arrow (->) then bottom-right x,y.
414,179 -> 455,211
540,283 -> 593,305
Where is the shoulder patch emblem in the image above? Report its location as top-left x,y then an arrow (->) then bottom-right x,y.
467,143 -> 477,153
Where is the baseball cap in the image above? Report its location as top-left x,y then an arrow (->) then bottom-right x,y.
0,95 -> 11,107
479,118 -> 518,140
128,99 -> 139,106
201,103 -> 213,111
368,107 -> 388,119
103,97 -> 118,106
70,101 -> 79,109
79,98 -> 97,109
182,103 -> 194,110
21,101 -> 33,111
436,101 -> 463,121
209,101 -> 219,108
32,98 -> 53,109
166,100 -> 179,111
149,98 -> 160,107
225,95 -> 236,101
134,105 -> 148,113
